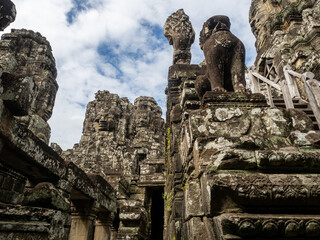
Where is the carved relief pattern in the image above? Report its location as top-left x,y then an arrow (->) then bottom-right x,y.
219,214 -> 320,238
164,9 -> 195,64
211,174 -> 320,201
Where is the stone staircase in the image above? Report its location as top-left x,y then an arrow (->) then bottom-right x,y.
273,97 -> 320,130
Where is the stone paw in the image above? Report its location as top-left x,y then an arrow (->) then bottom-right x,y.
212,87 -> 227,93
235,87 -> 251,94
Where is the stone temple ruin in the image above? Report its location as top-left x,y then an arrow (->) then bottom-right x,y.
1,0 -> 320,239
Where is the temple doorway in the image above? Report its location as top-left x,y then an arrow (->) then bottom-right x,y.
149,187 -> 164,240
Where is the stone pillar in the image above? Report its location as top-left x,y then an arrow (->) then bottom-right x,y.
69,201 -> 98,240
93,215 -> 113,240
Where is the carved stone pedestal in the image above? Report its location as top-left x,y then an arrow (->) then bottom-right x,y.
202,91 -> 267,108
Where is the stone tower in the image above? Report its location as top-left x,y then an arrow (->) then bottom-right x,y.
63,91 -> 166,239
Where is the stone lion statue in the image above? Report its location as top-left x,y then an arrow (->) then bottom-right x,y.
196,15 -> 247,96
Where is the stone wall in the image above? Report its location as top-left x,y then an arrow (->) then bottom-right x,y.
164,9 -> 320,240
0,1 -> 118,239
1,1 -> 320,239
164,62 -> 320,240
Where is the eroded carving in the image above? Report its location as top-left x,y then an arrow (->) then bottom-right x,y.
216,214 -> 320,238
249,0 -> 320,78
0,29 -> 58,143
164,9 -> 195,64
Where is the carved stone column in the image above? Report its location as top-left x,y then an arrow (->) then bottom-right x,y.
93,214 -> 114,240
69,201 -> 98,240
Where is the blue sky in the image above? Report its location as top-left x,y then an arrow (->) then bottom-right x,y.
5,0 -> 256,149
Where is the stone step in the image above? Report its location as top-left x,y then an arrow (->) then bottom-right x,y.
273,97 -> 299,104
308,115 -> 317,121
303,108 -> 314,114
293,103 -> 309,108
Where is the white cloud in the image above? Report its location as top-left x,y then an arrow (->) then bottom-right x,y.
3,0 -> 256,149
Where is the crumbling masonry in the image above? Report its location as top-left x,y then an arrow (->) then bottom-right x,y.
1,1 -> 320,240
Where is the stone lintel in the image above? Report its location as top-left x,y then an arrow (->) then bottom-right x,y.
168,64 -> 205,81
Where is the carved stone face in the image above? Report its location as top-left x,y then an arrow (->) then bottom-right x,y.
135,104 -> 151,127
0,30 -> 58,121
95,105 -> 121,132
32,79 -> 58,121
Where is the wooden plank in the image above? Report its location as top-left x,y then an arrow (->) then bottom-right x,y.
267,84 -> 274,107
283,67 -> 301,98
251,72 -> 281,90
280,81 -> 294,109
303,74 -> 320,128
286,69 -> 303,78
249,71 -> 259,93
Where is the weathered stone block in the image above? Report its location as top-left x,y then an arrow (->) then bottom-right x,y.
193,137 -> 257,174
1,75 -> 35,116
0,163 -> 26,204
23,182 -> 70,211
0,0 -> 16,31
208,173 -> 320,214
185,217 -> 209,240
0,204 -> 71,240
184,180 -> 204,220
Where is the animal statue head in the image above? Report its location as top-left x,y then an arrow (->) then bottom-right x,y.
199,15 -> 231,49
